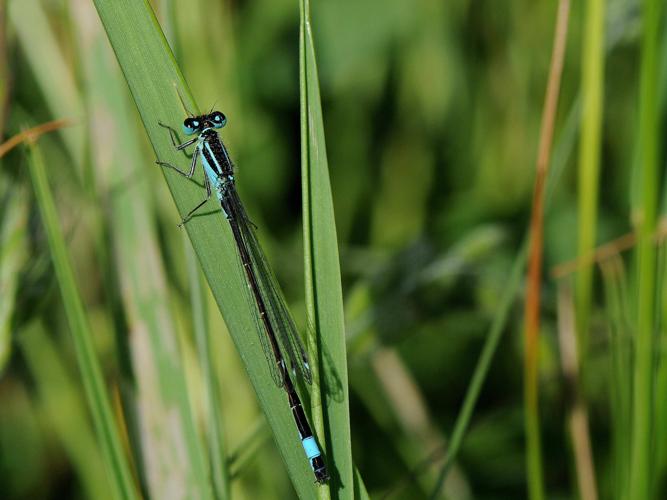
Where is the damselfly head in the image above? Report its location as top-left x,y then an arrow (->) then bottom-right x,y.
182,111 -> 227,135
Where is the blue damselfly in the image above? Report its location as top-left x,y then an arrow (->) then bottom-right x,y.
157,111 -> 329,484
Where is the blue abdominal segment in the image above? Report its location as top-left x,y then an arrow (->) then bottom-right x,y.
301,436 -> 321,461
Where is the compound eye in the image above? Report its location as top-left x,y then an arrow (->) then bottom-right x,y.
211,111 -> 227,129
182,118 -> 198,135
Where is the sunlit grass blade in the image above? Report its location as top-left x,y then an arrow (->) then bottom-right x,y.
91,0 -> 342,494
300,0 -> 353,496
18,321 -> 113,500
27,140 -> 139,500
575,0 -> 605,364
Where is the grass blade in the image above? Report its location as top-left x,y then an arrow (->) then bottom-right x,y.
575,0 -> 605,362
523,2 -> 570,498
27,140 -> 139,500
600,256 -> 632,500
556,283 -> 598,500
629,0 -> 663,497
300,0 -> 353,496
430,98 -> 581,498
430,240 -> 527,498
353,467 -> 371,500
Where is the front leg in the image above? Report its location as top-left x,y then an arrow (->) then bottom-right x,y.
156,145 -> 199,178
178,174 -> 213,227
158,121 -> 198,151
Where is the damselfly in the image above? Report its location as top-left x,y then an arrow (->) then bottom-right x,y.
157,110 -> 329,484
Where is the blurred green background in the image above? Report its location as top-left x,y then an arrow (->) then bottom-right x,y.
0,0 -> 665,498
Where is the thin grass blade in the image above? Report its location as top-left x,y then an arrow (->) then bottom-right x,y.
300,0 -> 353,497
27,140 -> 139,500
575,0 -> 605,364
429,98 -> 580,498
600,256 -> 632,500
629,0 -> 663,496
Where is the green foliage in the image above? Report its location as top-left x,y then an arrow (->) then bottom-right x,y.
1,0 -> 666,499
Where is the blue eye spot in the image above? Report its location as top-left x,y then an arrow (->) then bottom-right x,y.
212,112 -> 227,129
182,118 -> 200,135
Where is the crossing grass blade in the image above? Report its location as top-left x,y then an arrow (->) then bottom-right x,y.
91,0 -> 350,495
27,140 -> 139,500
